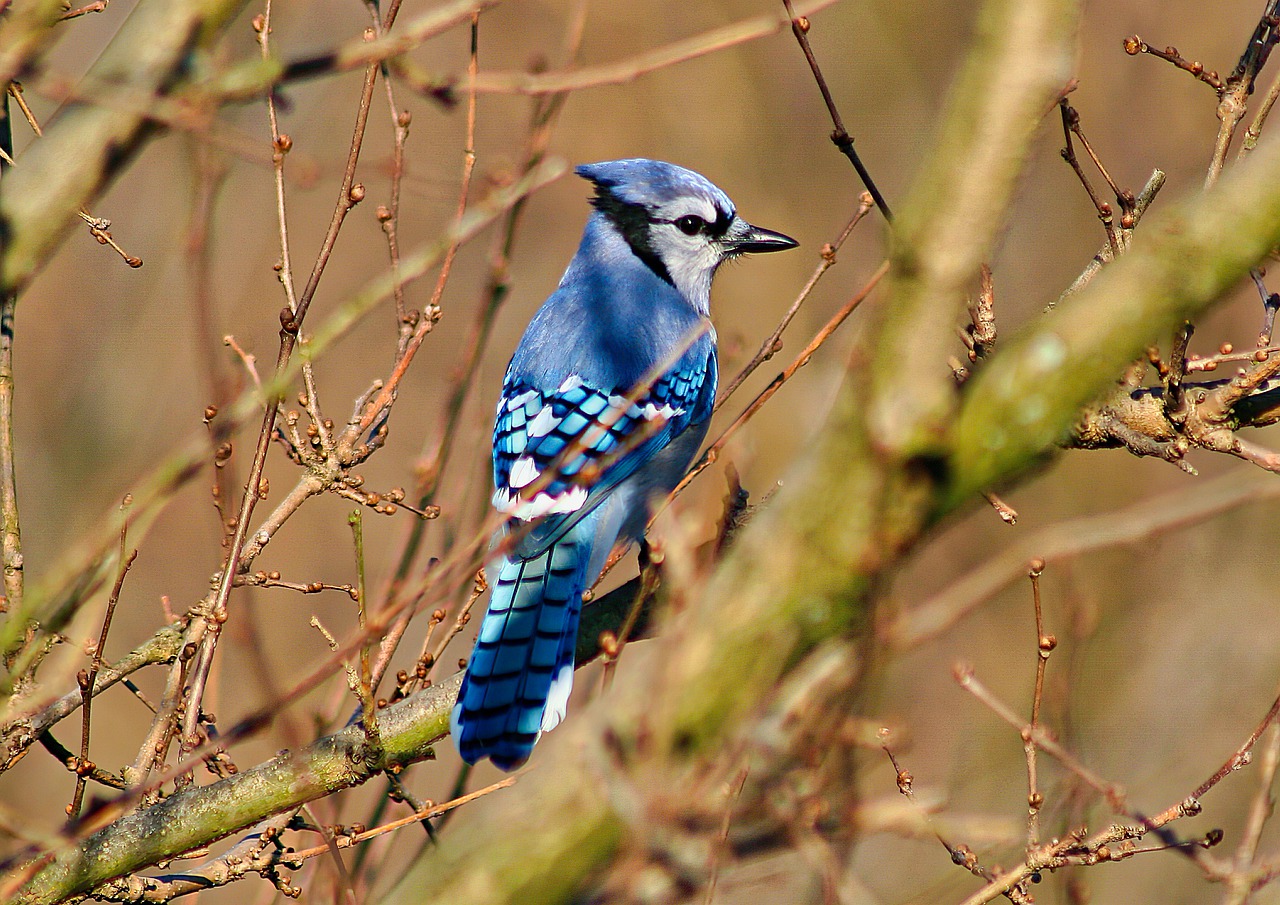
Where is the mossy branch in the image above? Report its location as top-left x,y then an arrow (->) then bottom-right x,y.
0,0 -> 253,297
947,129 -> 1280,505
10,677 -> 455,905
869,0 -> 1079,457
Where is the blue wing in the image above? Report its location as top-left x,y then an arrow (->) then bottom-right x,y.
492,352 -> 714,555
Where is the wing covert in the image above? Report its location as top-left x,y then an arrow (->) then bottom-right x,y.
492,356 -> 712,535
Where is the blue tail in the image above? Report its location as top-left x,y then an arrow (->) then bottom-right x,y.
451,522 -> 595,770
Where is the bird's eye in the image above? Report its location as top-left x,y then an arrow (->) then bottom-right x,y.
674,215 -> 706,236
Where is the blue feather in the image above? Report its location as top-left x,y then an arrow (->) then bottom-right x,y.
451,514 -> 596,770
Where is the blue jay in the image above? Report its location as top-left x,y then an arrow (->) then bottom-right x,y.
451,159 -> 797,770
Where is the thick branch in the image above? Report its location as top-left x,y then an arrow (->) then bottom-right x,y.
868,0 -> 1078,458
10,678 -> 454,905
948,129 -> 1280,504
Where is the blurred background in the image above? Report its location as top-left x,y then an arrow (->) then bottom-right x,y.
6,1 -> 1280,902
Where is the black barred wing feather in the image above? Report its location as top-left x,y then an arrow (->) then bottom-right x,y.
492,360 -> 712,533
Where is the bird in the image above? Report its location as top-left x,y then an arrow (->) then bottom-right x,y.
450,158 -> 797,770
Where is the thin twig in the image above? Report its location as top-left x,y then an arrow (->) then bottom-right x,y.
716,196 -> 873,407
881,733 -> 999,887
59,1 -> 110,20
675,260 -> 888,497
387,2 -> 584,595
598,541 -> 663,689
887,468 -> 1280,648
956,663 -> 1126,812
1122,35 -> 1224,92
781,0 -> 891,221
704,763 -> 749,905
0,87 -> 20,624
1054,168 -> 1166,305
68,506 -> 136,821
179,6 -> 394,777
285,777 -> 516,863
1220,725 -> 1280,905
349,508 -> 380,761
457,0 -> 836,96
1208,0 -> 1280,187
1187,684 -> 1280,807
1024,558 -> 1051,850
1059,100 -> 1120,258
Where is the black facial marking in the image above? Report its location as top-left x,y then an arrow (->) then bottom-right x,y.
706,207 -> 734,239
588,188 -> 674,286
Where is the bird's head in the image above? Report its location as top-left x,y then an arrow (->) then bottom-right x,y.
576,158 -> 797,307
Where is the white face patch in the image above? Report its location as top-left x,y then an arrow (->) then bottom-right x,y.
647,209 -> 727,309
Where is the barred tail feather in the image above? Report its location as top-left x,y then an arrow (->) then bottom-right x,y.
451,525 -> 593,770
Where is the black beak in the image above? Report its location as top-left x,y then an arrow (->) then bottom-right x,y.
722,219 -> 799,255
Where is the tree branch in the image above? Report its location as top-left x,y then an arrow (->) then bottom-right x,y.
948,128 -> 1280,504
0,0 -> 253,297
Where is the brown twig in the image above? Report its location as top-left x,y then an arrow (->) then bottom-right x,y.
956,663 -> 1125,812
378,10 -> 413,354
178,6 -> 398,781
598,541 -> 663,689
338,3 -> 477,447
886,468 -> 1280,649
703,763 -> 749,905
1024,558 -> 1052,850
1059,100 -> 1120,258
0,89 -> 19,623
1165,320 -> 1194,424
349,508 -> 380,763
388,2 -> 585,596
1122,35 -> 1224,92
676,260 -> 889,497
716,196 -> 873,408
880,732 -> 1004,891
981,491 -> 1018,525
1054,168 -> 1166,305
76,211 -> 142,269
1186,683 -> 1280,808
187,157 -> 238,550
67,507 -> 136,822
59,1 -> 109,20
1242,53 -> 1280,159
256,8 -> 331,461
37,732 -> 126,792
283,777 -> 516,863
782,0 -> 891,220
427,571 -> 485,681
1220,725 -> 1280,905
966,263 -> 997,365
1208,0 -> 1280,186
461,0 -> 835,96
